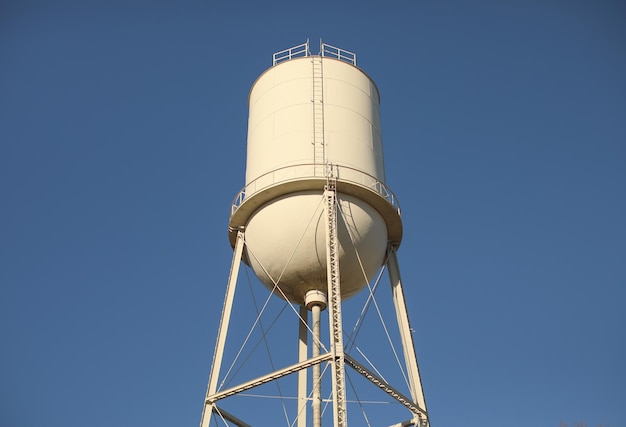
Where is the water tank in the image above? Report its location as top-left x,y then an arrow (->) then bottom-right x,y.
229,43 -> 402,305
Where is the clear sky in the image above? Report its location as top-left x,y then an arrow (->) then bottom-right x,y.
1,1 -> 624,426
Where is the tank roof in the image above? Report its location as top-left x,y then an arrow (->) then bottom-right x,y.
247,40 -> 381,105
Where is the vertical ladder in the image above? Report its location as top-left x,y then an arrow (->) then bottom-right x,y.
324,179 -> 348,426
312,57 -> 325,176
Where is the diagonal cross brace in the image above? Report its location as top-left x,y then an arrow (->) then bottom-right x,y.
344,354 -> 429,421
206,352 -> 333,404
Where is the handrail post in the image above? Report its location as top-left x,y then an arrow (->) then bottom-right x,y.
230,163 -> 400,219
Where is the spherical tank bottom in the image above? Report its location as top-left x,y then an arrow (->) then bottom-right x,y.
244,191 -> 388,305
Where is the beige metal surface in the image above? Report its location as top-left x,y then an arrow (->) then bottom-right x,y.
244,191 -> 387,304
200,231 -> 245,427
239,55 -> 395,305
246,57 -> 384,190
297,305 -> 308,427
388,248 -> 430,427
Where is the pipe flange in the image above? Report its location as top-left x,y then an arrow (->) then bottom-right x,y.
305,290 -> 327,311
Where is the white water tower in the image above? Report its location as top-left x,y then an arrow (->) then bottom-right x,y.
199,41 -> 430,427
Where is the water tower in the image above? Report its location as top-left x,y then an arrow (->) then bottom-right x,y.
199,41 -> 430,427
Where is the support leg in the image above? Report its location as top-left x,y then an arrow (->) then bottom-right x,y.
200,230 -> 246,427
387,247 -> 429,427
324,182 -> 348,427
297,305 -> 309,427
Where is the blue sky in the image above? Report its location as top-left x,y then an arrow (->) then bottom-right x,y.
1,1 -> 625,426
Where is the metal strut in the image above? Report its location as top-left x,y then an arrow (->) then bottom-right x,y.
324,178 -> 348,426
387,246 -> 430,427
206,353 -> 334,404
200,229 -> 246,427
344,355 -> 427,419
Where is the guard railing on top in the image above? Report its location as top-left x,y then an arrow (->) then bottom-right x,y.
231,164 -> 400,217
321,43 -> 356,66
273,42 -> 310,65
272,41 -> 357,67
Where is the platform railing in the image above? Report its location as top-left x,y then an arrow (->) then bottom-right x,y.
231,163 -> 400,217
272,41 -> 357,67
321,42 -> 356,66
273,41 -> 310,65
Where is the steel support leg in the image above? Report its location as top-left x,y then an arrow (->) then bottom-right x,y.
200,230 -> 246,427
387,247 -> 429,427
297,305 -> 309,427
324,181 -> 348,427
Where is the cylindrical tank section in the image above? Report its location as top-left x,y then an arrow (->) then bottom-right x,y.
230,46 -> 401,306
246,56 -> 385,191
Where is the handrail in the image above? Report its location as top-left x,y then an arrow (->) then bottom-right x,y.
273,41 -> 310,65
231,164 -> 400,217
272,41 -> 357,67
321,42 -> 356,66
